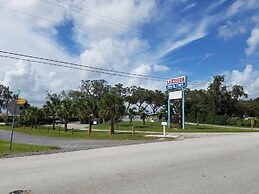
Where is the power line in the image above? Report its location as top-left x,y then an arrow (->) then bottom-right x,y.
0,51 -> 216,85
0,50 -> 168,81
0,5 -> 57,23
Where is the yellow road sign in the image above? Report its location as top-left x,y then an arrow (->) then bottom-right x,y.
16,99 -> 27,105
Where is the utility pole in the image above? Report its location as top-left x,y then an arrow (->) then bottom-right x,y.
5,86 -> 9,125
9,89 -> 21,150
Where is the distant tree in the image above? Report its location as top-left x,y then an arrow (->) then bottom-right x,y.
124,86 -> 138,111
231,85 -> 248,100
146,90 -> 166,113
112,83 -> 126,97
127,107 -> 137,125
0,85 -> 13,124
139,106 -> 148,125
207,75 -> 232,115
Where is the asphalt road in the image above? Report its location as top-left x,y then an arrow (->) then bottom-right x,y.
1,132 -> 259,194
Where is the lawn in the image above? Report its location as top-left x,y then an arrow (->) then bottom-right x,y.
0,125 -> 156,140
0,139 -> 57,158
93,121 -> 258,133
0,121 -> 257,143
93,121 -> 165,132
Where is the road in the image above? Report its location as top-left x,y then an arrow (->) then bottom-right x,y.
1,133 -> 259,194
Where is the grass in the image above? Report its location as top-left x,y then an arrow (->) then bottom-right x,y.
93,121 -> 164,132
173,124 -> 258,133
93,121 -> 258,133
0,121 -> 257,143
0,125 -> 156,140
0,139 -> 57,158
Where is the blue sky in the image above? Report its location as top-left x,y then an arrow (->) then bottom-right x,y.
0,0 -> 259,104
53,0 -> 259,81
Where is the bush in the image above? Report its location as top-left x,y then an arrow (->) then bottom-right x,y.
226,118 -> 238,125
205,114 -> 229,125
0,116 -> 4,123
241,119 -> 250,127
256,117 -> 259,127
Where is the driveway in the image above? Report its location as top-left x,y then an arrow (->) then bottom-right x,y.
0,129 -> 154,155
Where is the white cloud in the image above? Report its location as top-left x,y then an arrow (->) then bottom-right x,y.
191,65 -> 259,98
0,0 -> 157,105
227,0 -> 259,17
158,21 -> 207,57
206,0 -> 227,13
245,27 -> 259,56
1,60 -> 47,104
218,21 -> 247,40
70,0 -> 156,38
229,65 -> 259,98
231,65 -> 253,85
153,64 -> 169,72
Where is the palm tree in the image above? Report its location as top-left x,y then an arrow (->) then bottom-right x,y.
139,106 -> 148,125
73,97 -> 95,135
127,107 -> 137,125
24,106 -> 45,129
44,92 -> 61,130
98,92 -> 125,135
57,99 -> 74,131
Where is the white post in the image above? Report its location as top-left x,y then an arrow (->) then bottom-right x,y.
163,125 -> 166,137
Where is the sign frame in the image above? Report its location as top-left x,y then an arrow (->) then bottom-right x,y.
166,76 -> 187,89
166,76 -> 187,130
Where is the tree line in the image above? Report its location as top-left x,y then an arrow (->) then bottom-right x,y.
0,80 -> 166,134
185,75 -> 259,126
0,76 -> 258,132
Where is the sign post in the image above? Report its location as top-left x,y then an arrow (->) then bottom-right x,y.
7,96 -> 26,150
166,76 -> 187,130
182,88 -> 185,129
168,99 -> 170,128
161,122 -> 167,137
9,106 -> 16,150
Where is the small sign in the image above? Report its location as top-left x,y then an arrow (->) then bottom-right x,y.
7,100 -> 24,115
169,91 -> 182,100
16,99 -> 26,105
161,122 -> 167,126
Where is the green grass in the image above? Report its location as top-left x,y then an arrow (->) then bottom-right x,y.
93,121 -> 258,133
0,126 -> 156,140
93,121 -> 163,132
0,121 -> 257,143
0,139 -> 57,158
173,124 -> 258,133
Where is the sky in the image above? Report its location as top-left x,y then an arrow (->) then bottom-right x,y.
0,0 -> 259,106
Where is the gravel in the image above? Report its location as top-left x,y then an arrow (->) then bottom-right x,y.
0,129 -> 161,158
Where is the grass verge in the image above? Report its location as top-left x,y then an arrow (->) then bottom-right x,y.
93,121 -> 258,133
0,126 -> 156,140
0,139 -> 57,158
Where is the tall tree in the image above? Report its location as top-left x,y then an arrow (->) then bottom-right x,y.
98,92 -> 125,135
58,99 -> 74,131
44,92 -> 62,130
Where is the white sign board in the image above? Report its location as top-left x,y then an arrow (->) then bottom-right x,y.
161,122 -> 167,126
169,91 -> 182,100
